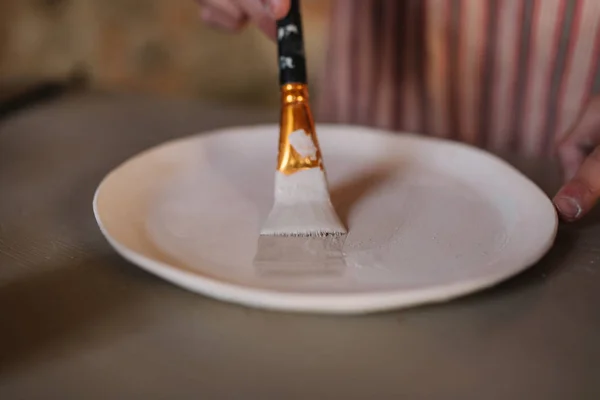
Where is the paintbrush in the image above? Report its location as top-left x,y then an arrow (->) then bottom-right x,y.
254,0 -> 347,275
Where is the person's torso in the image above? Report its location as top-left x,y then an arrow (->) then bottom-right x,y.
318,0 -> 600,157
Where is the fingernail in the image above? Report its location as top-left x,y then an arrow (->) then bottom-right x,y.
554,196 -> 582,221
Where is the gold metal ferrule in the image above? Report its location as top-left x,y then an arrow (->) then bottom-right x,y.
277,83 -> 323,175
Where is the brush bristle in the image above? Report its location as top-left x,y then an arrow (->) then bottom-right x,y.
259,202 -> 347,236
260,168 -> 346,236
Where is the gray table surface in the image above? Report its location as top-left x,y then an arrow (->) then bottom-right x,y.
1,93 -> 599,399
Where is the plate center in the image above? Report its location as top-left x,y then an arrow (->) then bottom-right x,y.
146,155 -> 507,291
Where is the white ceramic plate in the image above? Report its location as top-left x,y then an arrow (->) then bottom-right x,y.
93,125 -> 557,314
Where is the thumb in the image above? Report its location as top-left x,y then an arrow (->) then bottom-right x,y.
255,0 -> 291,40
553,96 -> 600,221
267,0 -> 291,20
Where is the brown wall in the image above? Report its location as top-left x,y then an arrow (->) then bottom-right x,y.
0,0 -> 330,106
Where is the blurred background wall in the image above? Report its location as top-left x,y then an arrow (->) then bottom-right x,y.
0,0 -> 330,107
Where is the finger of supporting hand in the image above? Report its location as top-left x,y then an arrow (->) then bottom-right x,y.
554,147 -> 600,221
555,96 -> 600,183
557,140 -> 586,182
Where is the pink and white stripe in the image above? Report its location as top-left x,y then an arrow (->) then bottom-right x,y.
317,0 -> 600,158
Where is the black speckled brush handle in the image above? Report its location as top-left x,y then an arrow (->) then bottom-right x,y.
277,0 -> 307,85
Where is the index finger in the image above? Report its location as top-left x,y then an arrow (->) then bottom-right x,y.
268,0 -> 291,19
